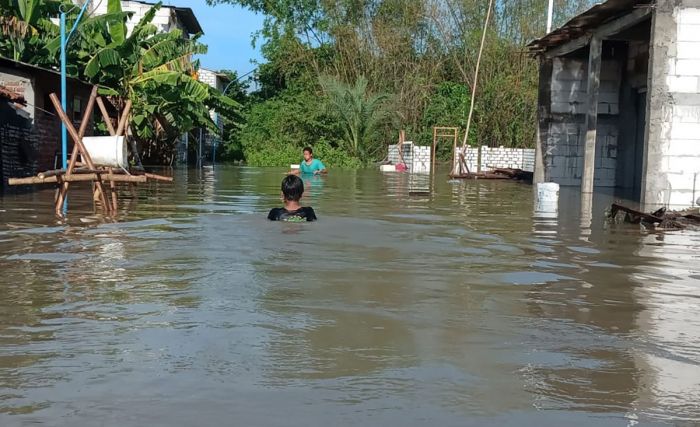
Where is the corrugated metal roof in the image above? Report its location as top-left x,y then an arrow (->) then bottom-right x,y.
528,0 -> 652,54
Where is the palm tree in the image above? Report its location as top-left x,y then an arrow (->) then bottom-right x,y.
319,75 -> 392,158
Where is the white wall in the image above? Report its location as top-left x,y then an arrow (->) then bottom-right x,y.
82,1 -> 182,37
388,143 -> 431,173
453,146 -> 535,173
644,6 -> 700,208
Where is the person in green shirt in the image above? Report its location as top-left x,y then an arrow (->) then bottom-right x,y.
294,147 -> 327,175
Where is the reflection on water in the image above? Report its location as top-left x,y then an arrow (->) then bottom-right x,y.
0,166 -> 698,426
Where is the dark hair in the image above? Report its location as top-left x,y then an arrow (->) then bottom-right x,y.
303,147 -> 313,155
281,174 -> 304,201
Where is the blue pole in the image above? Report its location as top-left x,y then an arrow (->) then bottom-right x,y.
60,12 -> 67,170
60,1 -> 92,171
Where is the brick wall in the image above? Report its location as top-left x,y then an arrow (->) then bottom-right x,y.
1,104 -> 35,189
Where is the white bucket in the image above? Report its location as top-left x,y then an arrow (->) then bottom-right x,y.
82,136 -> 128,168
290,164 -> 300,170
534,182 -> 559,218
380,164 -> 396,172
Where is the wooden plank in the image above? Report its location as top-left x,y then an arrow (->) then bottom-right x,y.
101,174 -> 147,183
144,173 -> 174,182
581,36 -> 602,194
10,174 -> 98,185
610,203 -> 664,223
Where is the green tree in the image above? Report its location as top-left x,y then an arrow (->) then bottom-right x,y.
69,0 -> 238,163
319,75 -> 392,159
0,0 -> 67,65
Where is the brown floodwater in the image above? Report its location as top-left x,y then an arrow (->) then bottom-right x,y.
0,166 -> 699,426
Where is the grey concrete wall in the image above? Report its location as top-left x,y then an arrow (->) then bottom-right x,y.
543,56 -> 622,187
644,1 -> 700,208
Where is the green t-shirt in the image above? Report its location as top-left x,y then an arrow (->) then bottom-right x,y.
299,158 -> 325,174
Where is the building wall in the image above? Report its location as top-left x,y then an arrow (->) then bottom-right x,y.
0,68 -> 92,190
0,69 -> 35,120
86,1 -> 184,36
542,56 -> 622,187
644,2 -> 700,208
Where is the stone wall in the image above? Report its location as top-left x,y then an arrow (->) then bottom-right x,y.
644,2 -> 700,208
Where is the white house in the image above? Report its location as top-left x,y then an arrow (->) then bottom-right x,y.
74,0 -> 202,37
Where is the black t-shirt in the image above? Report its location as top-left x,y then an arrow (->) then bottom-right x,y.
267,207 -> 317,222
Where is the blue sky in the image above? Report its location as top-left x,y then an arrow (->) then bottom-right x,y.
180,1 -> 265,76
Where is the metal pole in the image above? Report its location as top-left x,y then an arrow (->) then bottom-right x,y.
199,128 -> 203,168
60,12 -> 67,170
60,1 -> 92,171
547,0 -> 554,33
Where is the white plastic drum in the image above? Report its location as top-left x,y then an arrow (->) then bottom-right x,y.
82,136 -> 128,168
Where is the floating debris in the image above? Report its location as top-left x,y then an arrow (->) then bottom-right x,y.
608,203 -> 700,230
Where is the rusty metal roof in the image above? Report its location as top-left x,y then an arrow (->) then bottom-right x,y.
528,0 -> 652,54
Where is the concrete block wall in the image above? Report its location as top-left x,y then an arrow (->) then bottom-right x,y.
481,147 -> 536,172
544,56 -> 622,188
413,145 -> 431,173
388,143 -> 431,173
645,3 -> 700,208
546,119 -> 618,187
550,58 -> 622,115
452,146 -> 479,172
452,146 -> 535,172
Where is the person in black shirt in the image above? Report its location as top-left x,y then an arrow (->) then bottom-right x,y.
268,174 -> 317,222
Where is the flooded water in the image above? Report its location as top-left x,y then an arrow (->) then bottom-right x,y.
1,166 -> 699,426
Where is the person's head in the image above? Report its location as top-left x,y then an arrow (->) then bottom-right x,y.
303,147 -> 313,162
281,174 -> 304,202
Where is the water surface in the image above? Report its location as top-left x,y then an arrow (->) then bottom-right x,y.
1,166 -> 699,426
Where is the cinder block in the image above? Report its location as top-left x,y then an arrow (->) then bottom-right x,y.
676,59 -> 700,76
679,24 -> 700,42
670,122 -> 700,139
679,8 -> 700,25
677,42 -> 700,60
663,155 -> 700,174
668,139 -> 700,156
666,75 -> 699,92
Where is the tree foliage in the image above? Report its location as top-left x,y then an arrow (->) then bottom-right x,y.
209,0 -> 596,165
1,0 -> 239,165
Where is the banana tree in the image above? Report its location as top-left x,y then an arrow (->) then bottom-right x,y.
0,0 -> 70,65
70,0 -> 239,162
